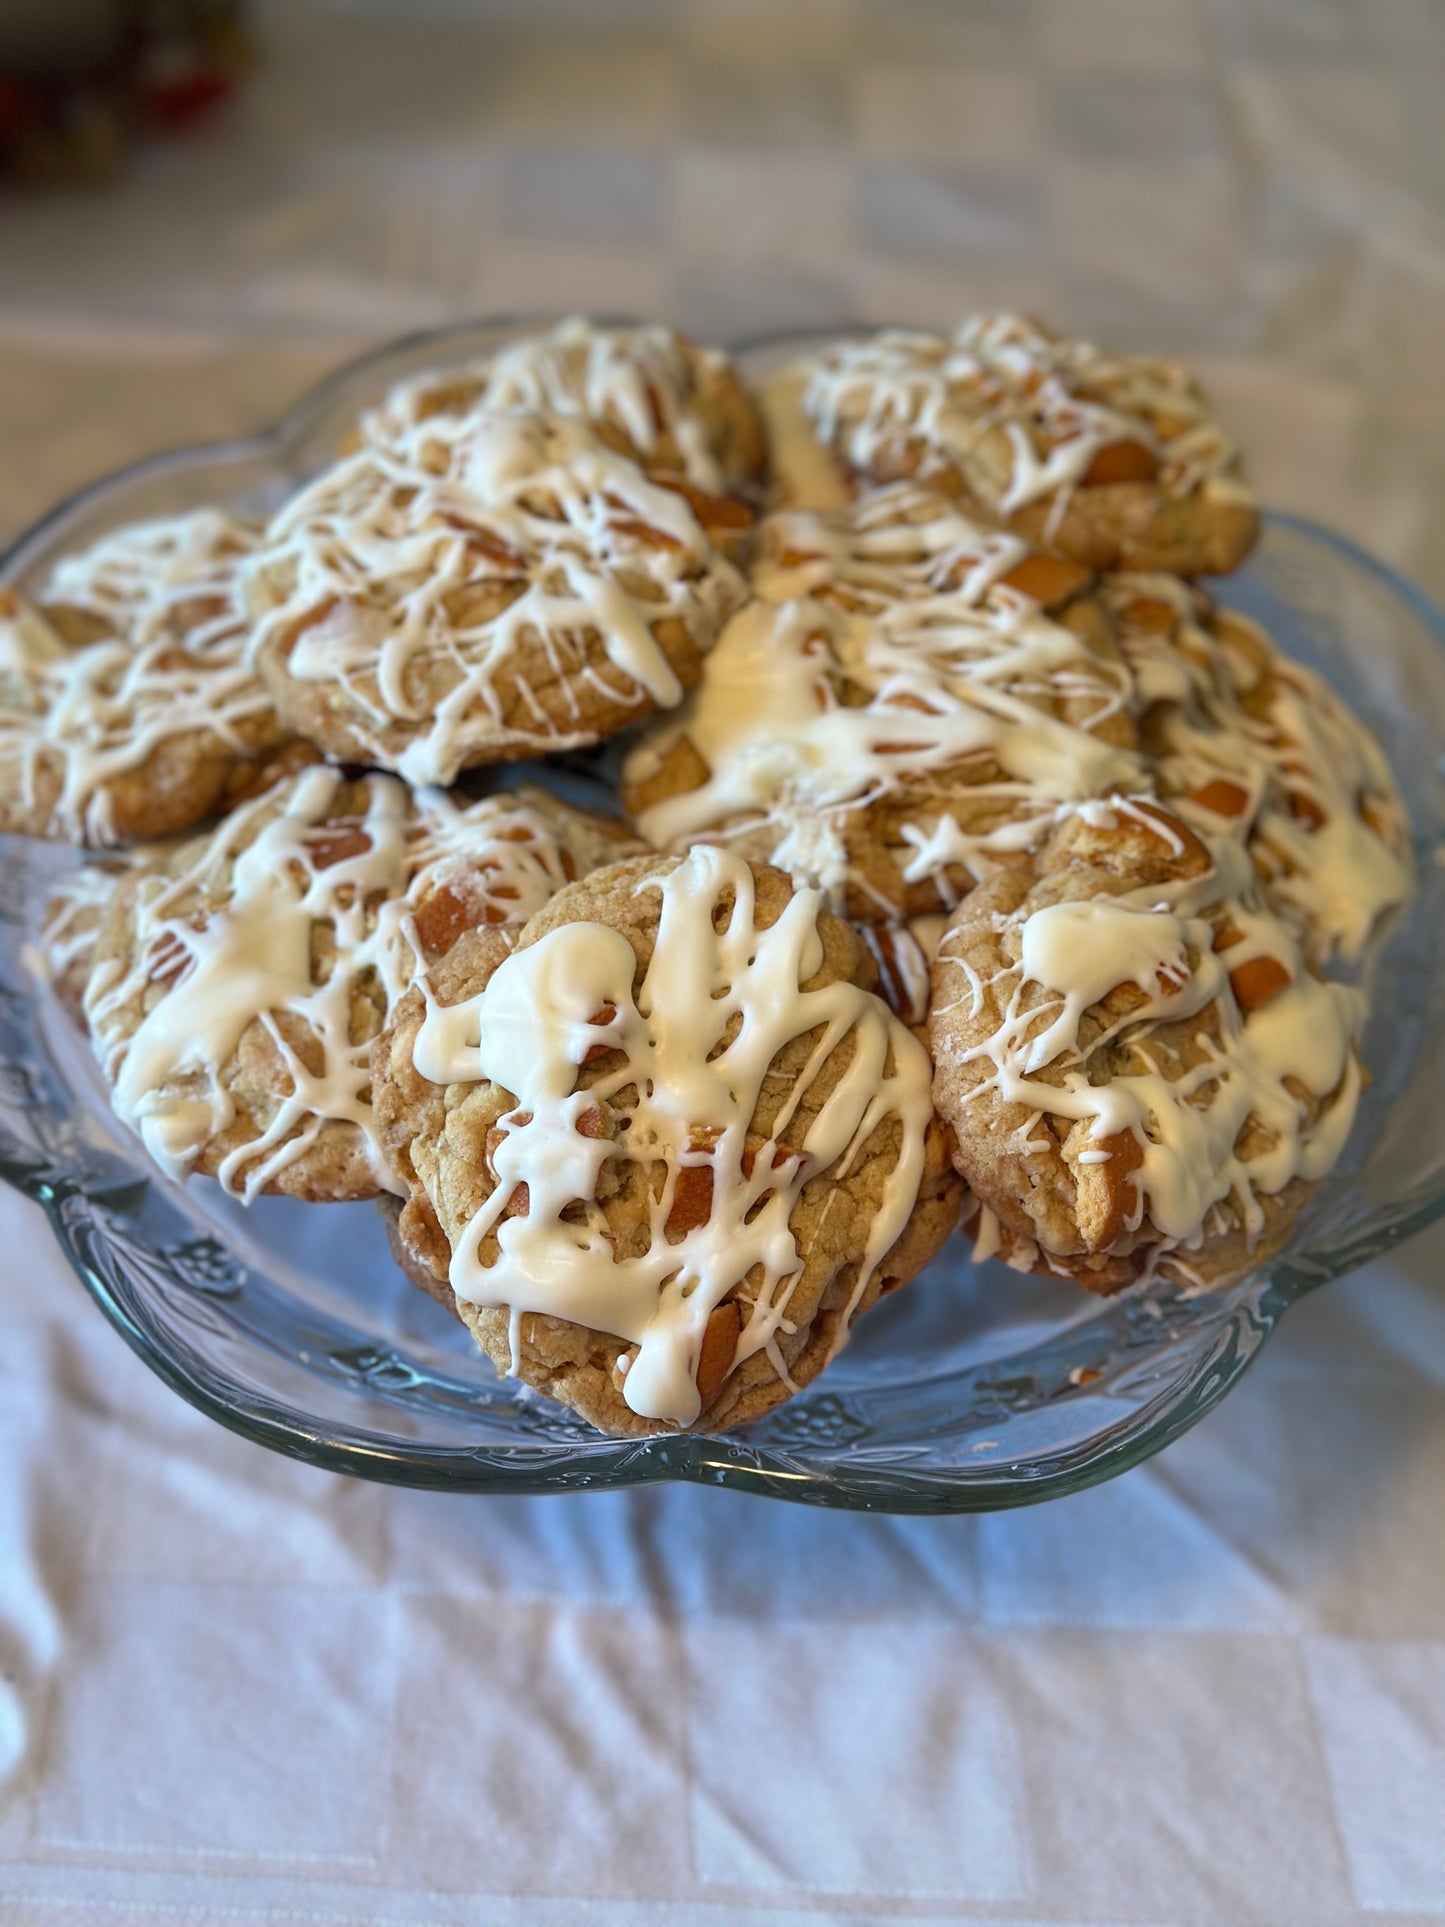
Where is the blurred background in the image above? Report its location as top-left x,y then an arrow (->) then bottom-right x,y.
0,0 -> 1441,591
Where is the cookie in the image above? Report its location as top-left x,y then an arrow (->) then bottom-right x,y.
1107,573 -> 1412,963
360,316 -> 767,498
801,315 -> 1258,576
0,511 -> 297,846
371,844 -> 963,1436
929,800 -> 1364,1293
858,914 -> 948,1032
40,852 -> 140,1024
248,411 -> 749,786
375,1192 -> 461,1319
623,483 -> 1145,920
86,766 -> 644,1203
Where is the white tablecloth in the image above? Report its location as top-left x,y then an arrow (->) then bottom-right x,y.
1,3 -> 1442,1920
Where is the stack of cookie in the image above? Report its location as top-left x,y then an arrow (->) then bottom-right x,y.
12,314 -> 1412,1438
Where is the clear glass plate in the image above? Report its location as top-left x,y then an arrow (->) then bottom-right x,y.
1,320 -> 1441,1513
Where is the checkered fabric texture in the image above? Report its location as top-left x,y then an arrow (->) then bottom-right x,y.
0,1 -> 1442,1921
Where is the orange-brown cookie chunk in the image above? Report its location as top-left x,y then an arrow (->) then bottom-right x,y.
801,315 -> 1257,576
86,766 -> 644,1203
359,316 -> 767,499
248,411 -> 749,786
623,482 -> 1145,920
0,512 -> 297,846
371,843 -> 962,1437
929,801 -> 1365,1294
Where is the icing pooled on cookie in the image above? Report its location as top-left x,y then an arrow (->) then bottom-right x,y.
412,844 -> 935,1425
1017,898 -> 1195,1071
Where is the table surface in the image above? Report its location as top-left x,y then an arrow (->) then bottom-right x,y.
1,2 -> 1442,1921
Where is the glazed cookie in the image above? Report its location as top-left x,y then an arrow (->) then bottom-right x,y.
623,483 -> 1146,920
0,511 -> 297,846
802,315 -> 1258,576
247,411 -> 749,786
375,1192 -> 461,1319
1107,573 -> 1412,963
929,800 -> 1364,1294
858,914 -> 948,1032
40,852 -> 140,1024
360,316 -> 767,498
86,766 -> 644,1202
371,844 -> 963,1437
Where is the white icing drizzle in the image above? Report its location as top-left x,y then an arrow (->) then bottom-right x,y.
0,512 -> 271,844
412,845 -> 935,1427
86,769 -> 612,1200
803,314 -> 1249,514
40,852 -> 140,998
1108,574 -> 1413,961
626,485 -> 1142,910
248,411 -> 744,787
936,821 -> 1364,1255
759,364 -> 852,512
361,317 -> 736,492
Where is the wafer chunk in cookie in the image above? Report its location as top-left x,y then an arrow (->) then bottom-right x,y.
86,767 -> 644,1203
0,512 -> 297,846
929,801 -> 1365,1294
801,315 -> 1257,576
623,483 -> 1144,920
858,914 -> 948,1033
1106,573 -> 1412,965
371,845 -> 963,1437
248,411 -> 749,786
360,316 -> 767,498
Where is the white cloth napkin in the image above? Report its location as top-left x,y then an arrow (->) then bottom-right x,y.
1,1196 -> 1442,1923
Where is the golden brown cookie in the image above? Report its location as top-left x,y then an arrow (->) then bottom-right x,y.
86,767 -> 644,1203
371,844 -> 963,1436
248,411 -> 749,786
857,915 -> 948,1033
0,512 -> 296,846
929,800 -> 1364,1294
801,316 -> 1257,576
622,483 -> 1145,920
40,852 -> 140,1024
375,1192 -> 462,1320
360,317 -> 767,499
1106,573 -> 1412,963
